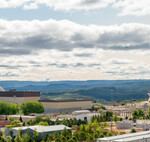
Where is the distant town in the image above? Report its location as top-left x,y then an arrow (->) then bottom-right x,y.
0,87 -> 150,142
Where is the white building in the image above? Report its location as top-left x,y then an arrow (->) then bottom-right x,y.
72,110 -> 100,123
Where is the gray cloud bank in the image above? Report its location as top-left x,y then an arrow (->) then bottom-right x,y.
0,19 -> 150,55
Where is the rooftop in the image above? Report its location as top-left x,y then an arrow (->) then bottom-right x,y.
97,131 -> 150,141
38,99 -> 91,102
11,125 -> 71,133
114,134 -> 150,142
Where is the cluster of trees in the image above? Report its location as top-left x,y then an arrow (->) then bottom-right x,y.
45,120 -> 114,142
26,116 -> 87,127
132,109 -> 145,120
0,101 -> 44,115
0,101 -> 19,115
91,111 -> 113,122
91,105 -> 106,111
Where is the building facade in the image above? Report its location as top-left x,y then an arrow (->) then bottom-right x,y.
39,99 -> 92,113
0,89 -> 40,104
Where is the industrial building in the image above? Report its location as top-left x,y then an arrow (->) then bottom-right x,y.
5,125 -> 71,139
39,99 -> 92,113
97,131 -> 150,142
0,87 -> 92,113
0,89 -> 40,104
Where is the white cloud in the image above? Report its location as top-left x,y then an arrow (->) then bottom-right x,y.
114,0 -> 150,16
0,0 -> 114,10
1,0 -> 150,17
0,19 -> 150,80
1,19 -> 150,56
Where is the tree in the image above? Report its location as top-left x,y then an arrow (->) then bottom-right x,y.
131,129 -> 136,133
9,129 -> 13,137
38,121 -> 49,126
138,109 -> 145,119
106,111 -> 113,121
132,110 -> 138,120
0,101 -> 19,115
121,102 -> 125,106
113,115 -> 119,122
78,131 -> 87,141
5,136 -> 12,142
19,116 -> 23,122
20,101 -> 44,115
14,134 -> 23,142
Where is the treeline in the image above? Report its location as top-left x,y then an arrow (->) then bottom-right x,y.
0,101 -> 44,115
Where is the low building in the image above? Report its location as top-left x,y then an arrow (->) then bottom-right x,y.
8,115 -> 36,123
39,99 -> 92,113
136,120 -> 150,131
0,115 -> 12,128
5,125 -> 71,139
116,120 -> 150,131
116,121 -> 133,130
0,121 -> 11,128
72,110 -> 100,123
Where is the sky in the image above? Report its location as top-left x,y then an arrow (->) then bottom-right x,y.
0,0 -> 150,81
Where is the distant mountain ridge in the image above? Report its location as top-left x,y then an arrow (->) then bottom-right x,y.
0,80 -> 150,101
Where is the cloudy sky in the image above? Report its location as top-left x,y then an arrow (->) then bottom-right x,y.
0,0 -> 150,81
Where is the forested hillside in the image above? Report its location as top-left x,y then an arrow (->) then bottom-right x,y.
0,80 -> 150,101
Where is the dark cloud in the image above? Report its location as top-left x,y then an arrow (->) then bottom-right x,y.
0,65 -> 24,69
74,53 -> 93,57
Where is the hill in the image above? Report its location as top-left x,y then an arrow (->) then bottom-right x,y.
0,80 -> 149,101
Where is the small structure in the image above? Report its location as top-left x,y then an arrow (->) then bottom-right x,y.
136,120 -> 150,131
116,120 -> 150,131
5,125 -> 71,139
72,110 -> 100,123
8,115 -> 36,123
116,121 -> 133,130
0,121 -> 12,128
0,115 -> 11,128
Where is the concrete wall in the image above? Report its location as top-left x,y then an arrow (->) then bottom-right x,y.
41,101 -> 92,109
0,96 -> 40,104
